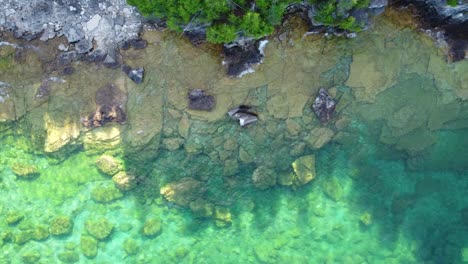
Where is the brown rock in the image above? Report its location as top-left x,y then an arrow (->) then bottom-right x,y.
160,177 -> 205,207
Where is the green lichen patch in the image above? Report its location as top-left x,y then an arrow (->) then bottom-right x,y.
50,216 -> 73,236
22,250 -> 42,264
80,235 -> 98,258
123,238 -> 139,255
141,218 -> 162,238
91,182 -> 124,203
85,217 -> 114,240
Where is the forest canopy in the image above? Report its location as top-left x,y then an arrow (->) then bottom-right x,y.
127,0 -> 370,43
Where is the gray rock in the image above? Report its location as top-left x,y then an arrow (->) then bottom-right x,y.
228,105 -> 258,127
369,0 -> 388,8
312,88 -> 336,123
57,51 -> 80,66
122,65 -> 144,84
75,39 -> 93,53
188,89 -> 215,111
65,26 -> 85,43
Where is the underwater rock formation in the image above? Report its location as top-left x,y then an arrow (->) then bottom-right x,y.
291,155 -> 316,186
160,177 -> 205,207
83,84 -> 127,128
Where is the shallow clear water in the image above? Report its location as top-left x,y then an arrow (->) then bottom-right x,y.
0,10 -> 467,264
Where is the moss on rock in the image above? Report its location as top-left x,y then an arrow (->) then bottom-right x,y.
58,251 -> 79,263
95,155 -> 123,176
112,171 -> 136,191
80,235 -> 98,258
33,224 -> 50,241
85,218 -> 113,240
214,206 -> 232,228
6,211 -> 24,225
10,162 -> 40,179
123,238 -> 139,255
50,216 -> 73,236
13,230 -> 34,245
91,182 -> 124,203
141,218 -> 162,238
22,250 -> 41,264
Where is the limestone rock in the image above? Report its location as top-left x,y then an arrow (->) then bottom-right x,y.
292,155 -> 316,186
160,177 -> 205,207
305,127 -> 334,149
10,162 -> 40,179
85,218 -> 113,240
189,198 -> 214,218
162,137 -> 184,151
214,207 -> 232,228
95,155 -> 123,176
112,171 -> 136,191
44,118 -> 80,153
178,114 -> 190,138
141,218 -> 162,238
286,119 -> 301,136
83,125 -> 122,152
252,166 -> 276,190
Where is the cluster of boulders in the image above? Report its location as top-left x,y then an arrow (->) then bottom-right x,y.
0,0 -> 142,62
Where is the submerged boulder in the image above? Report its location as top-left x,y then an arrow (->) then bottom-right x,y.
252,166 -> 276,190
292,155 -> 316,186
187,89 -> 215,111
112,171 -> 136,191
95,155 -> 123,176
83,84 -> 127,128
160,177 -> 205,207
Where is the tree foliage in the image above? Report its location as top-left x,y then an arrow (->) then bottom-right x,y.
127,0 -> 372,43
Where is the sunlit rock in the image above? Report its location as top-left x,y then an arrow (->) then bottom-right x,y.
160,177 -> 205,207
214,207 -> 232,228
44,115 -> 80,153
10,162 -> 40,179
85,218 -> 113,240
141,218 -> 162,238
83,125 -> 122,152
305,127 -> 334,149
292,155 -> 316,186
112,171 -> 136,191
95,155 -> 123,176
49,216 -> 73,236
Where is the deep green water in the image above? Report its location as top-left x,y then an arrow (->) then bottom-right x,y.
0,11 -> 468,264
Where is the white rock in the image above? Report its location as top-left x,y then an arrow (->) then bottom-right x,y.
86,14 -> 101,32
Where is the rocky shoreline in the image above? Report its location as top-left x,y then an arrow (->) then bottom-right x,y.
0,0 -> 466,76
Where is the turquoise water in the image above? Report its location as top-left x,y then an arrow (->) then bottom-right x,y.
0,10 -> 468,264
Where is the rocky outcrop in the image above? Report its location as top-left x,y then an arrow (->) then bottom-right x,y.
222,40 -> 268,77
83,84 -> 127,128
312,88 -> 336,123
390,0 -> 468,61
0,0 -> 142,60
